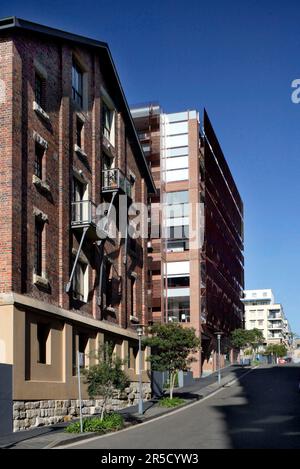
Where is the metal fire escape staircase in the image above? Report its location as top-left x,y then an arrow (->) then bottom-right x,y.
66,168 -> 132,305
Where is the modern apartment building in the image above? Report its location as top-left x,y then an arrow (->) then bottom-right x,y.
242,289 -> 291,346
0,17 -> 155,431
131,104 -> 244,377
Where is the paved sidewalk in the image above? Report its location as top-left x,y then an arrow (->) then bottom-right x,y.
1,364 -> 253,449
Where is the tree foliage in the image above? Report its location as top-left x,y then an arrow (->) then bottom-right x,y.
231,328 -> 264,350
143,323 -> 200,399
83,343 -> 129,420
264,344 -> 287,358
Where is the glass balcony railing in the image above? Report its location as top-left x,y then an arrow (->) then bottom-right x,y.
102,169 -> 132,197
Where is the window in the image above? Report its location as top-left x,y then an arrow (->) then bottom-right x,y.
72,61 -> 83,107
167,276 -> 190,288
34,142 -> 44,179
37,323 -> 50,364
73,260 -> 87,302
128,342 -> 138,371
104,261 -> 112,309
130,278 -> 136,316
165,191 -> 189,205
72,330 -> 88,374
35,72 -> 45,108
76,117 -> 84,148
102,101 -> 114,143
78,333 -> 88,368
34,218 -> 43,276
165,191 -> 189,251
167,296 -> 190,323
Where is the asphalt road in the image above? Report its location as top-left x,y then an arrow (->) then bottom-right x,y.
63,364 -> 300,449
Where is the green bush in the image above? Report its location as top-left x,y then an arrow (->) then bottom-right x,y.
251,360 -> 260,366
65,413 -> 124,434
158,397 -> 185,408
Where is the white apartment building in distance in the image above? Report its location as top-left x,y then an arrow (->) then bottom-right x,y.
242,289 -> 291,347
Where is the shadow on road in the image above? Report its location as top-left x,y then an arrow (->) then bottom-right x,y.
212,364 -> 300,449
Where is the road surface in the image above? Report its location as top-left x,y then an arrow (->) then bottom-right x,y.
62,364 -> 300,449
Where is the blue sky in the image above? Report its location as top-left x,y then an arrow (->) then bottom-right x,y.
1,0 -> 299,334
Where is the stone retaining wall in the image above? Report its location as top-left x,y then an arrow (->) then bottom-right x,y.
13,382 -> 151,431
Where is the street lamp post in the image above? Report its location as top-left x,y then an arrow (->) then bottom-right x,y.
217,334 -> 221,384
136,325 -> 144,415
214,332 -> 223,385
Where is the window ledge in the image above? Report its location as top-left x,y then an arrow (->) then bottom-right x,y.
33,101 -> 50,122
32,175 -> 51,194
130,315 -> 140,323
74,144 -> 87,159
33,273 -> 50,288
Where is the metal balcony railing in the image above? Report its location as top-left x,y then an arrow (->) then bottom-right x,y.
102,169 -> 132,197
268,323 -> 283,330
71,200 -> 97,227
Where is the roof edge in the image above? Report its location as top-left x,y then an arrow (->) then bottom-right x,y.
0,16 -> 156,193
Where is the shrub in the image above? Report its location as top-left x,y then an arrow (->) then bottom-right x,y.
65,413 -> 124,434
143,323 -> 200,399
83,342 -> 129,420
158,397 -> 185,408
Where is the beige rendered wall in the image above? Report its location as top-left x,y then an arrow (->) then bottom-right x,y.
0,304 -> 14,364
0,300 -> 150,401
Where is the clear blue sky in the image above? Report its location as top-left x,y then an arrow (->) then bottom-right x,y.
1,0 -> 299,334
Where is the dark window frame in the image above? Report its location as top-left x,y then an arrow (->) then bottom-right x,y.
35,72 -> 46,109
37,323 -> 50,364
102,101 -> 113,141
72,259 -> 86,302
34,142 -> 44,179
34,218 -> 43,276
72,61 -> 83,108
76,117 -> 84,148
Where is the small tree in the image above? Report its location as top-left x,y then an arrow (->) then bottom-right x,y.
231,328 -> 264,360
247,329 -> 264,359
83,343 -> 129,420
143,323 -> 200,400
264,344 -> 287,362
231,328 -> 249,350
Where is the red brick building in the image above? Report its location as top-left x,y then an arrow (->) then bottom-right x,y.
0,17 -> 155,430
132,104 -> 244,377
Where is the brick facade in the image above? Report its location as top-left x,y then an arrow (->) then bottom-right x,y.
0,18 -> 155,430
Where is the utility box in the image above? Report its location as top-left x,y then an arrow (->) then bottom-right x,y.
0,364 -> 13,435
178,371 -> 194,388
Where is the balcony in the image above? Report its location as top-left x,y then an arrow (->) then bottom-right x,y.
71,200 -> 99,240
102,169 -> 132,197
71,200 -> 97,227
268,323 -> 283,330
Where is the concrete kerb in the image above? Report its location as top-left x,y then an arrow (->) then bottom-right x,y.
50,365 -> 256,449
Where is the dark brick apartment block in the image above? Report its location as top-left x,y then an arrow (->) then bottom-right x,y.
0,17 -> 155,430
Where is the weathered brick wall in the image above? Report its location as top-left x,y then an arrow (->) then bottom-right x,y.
0,38 -> 13,293
0,32 -> 150,329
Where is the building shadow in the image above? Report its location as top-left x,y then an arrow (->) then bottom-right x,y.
211,364 -> 300,448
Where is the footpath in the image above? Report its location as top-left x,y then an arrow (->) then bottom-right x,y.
0,363 -> 254,449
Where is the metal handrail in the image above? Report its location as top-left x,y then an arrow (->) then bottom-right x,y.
71,199 -> 97,225
102,168 -> 132,197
